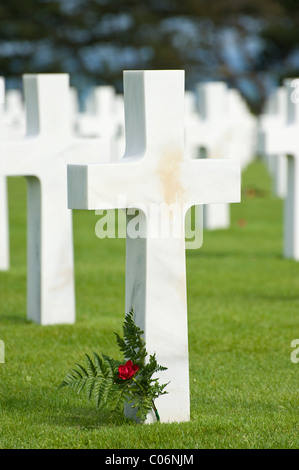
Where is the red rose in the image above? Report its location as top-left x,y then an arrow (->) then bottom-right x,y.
118,360 -> 139,380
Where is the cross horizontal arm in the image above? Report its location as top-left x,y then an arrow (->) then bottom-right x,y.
0,135 -> 108,177
0,138 -> 40,176
264,125 -> 299,156
68,156 -> 241,211
183,158 -> 240,207
67,159 -> 155,210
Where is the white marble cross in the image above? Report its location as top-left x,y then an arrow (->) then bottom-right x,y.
262,79 -> 299,260
226,88 -> 257,170
0,80 -> 26,271
0,175 -> 9,271
258,86 -> 288,198
67,70 -> 240,423
4,89 -> 26,139
0,82 -> 9,271
194,83 -> 256,230
0,74 -> 109,324
77,86 -> 116,137
196,82 -> 232,230
76,85 -> 124,161
196,82 -> 256,169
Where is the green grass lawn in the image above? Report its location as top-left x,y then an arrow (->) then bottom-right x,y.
0,159 -> 299,449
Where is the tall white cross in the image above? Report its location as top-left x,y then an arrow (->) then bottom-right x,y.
0,79 -> 26,271
226,88 -> 257,170
196,82 -> 233,230
67,70 -> 240,423
0,175 -> 9,271
196,82 -> 256,169
262,79 -> 299,260
0,81 -> 9,271
77,85 -> 117,138
258,86 -> 288,198
0,74 -> 109,325
4,89 -> 26,139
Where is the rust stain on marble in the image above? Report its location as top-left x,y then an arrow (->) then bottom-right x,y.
156,149 -> 186,205
177,274 -> 187,302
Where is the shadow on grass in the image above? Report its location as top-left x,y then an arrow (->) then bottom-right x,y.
0,314 -> 30,325
187,250 -> 283,261
1,384 -> 134,429
48,407 -> 134,429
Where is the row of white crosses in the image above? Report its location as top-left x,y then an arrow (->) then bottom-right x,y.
0,77 -> 251,276
0,74 -> 110,324
260,79 -> 299,261
67,70 -> 241,422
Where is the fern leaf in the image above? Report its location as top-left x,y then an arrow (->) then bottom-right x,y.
93,377 -> 112,409
85,354 -> 97,377
85,377 -> 98,401
102,354 -> 119,377
74,363 -> 89,377
93,352 -> 110,378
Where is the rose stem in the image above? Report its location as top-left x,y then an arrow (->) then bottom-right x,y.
132,377 -> 160,422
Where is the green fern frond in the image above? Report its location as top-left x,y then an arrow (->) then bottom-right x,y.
93,352 -> 107,377
86,377 -> 96,401
115,309 -> 147,366
93,378 -> 111,409
74,363 -> 89,377
58,370 -> 89,395
59,308 -> 169,423
85,354 -> 97,377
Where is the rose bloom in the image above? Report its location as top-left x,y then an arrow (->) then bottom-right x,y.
118,360 -> 139,380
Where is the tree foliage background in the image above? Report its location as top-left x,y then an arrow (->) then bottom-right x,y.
0,0 -> 299,112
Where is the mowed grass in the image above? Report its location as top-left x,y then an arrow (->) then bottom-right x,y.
0,159 -> 299,449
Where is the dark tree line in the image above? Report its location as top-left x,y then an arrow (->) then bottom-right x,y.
0,0 -> 299,112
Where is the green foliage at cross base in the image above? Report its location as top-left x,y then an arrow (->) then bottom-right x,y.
59,309 -> 168,423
